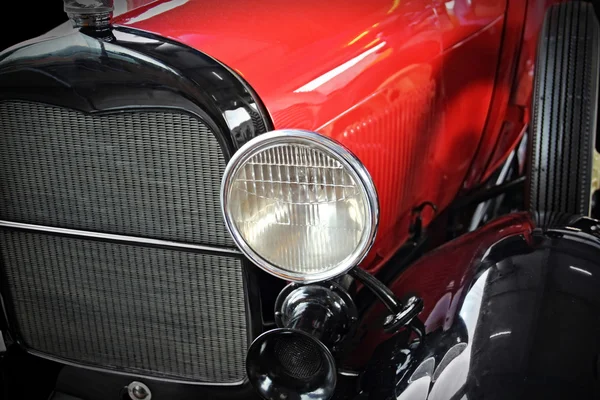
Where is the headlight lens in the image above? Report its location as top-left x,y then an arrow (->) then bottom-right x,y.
221,130 -> 378,282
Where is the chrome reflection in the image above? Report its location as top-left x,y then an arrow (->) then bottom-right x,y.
294,42 -> 386,93
570,265 -> 593,276
125,0 -> 189,24
224,107 -> 252,131
432,343 -> 467,382
426,270 -> 489,400
489,331 -> 511,339
398,356 -> 433,400
409,357 -> 435,383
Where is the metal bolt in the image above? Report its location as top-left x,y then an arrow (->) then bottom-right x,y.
127,381 -> 151,400
405,296 -> 417,306
132,386 -> 147,399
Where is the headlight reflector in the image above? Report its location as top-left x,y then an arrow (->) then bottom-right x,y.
221,130 -> 378,282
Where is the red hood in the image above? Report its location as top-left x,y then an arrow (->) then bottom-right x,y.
114,0 -> 507,272
113,0 -> 440,131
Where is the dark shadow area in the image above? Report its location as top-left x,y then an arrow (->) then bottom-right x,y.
0,2 -> 68,51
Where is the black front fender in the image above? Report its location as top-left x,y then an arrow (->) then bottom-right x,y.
362,216 -> 600,399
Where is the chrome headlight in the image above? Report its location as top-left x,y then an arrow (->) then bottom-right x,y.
221,130 -> 378,283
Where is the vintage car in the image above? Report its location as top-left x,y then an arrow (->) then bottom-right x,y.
1,0 -> 600,399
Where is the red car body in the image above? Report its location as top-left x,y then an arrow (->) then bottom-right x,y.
114,0 -> 560,274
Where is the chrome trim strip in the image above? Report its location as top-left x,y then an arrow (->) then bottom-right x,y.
0,221 -> 241,255
26,349 -> 246,387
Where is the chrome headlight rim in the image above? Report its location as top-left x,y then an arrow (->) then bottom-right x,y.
221,129 -> 379,283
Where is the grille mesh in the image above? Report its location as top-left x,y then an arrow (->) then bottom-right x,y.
0,100 -> 234,247
0,230 -> 247,383
0,100 -> 249,383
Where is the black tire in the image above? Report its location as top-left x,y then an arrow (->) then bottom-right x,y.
527,2 -> 600,226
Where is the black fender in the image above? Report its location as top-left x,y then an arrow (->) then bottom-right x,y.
0,26 -> 272,156
361,215 -> 600,399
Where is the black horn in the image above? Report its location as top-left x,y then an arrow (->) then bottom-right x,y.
246,283 -> 357,400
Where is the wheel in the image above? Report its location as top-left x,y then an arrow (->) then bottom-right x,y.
527,2 -> 600,226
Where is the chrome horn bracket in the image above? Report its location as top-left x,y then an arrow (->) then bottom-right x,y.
349,267 -> 424,335
382,295 -> 424,334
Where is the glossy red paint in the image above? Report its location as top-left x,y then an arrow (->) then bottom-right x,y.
463,0 -> 528,188
320,16 -> 505,267
434,0 -> 507,48
351,212 -> 534,367
114,0 -> 546,272
512,0 -> 566,109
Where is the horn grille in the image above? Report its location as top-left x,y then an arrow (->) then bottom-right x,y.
274,335 -> 324,380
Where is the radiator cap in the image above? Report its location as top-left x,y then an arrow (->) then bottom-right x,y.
63,0 -> 114,28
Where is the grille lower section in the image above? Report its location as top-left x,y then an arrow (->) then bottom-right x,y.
0,100 -> 234,247
0,230 -> 248,383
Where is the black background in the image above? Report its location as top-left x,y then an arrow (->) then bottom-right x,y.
1,1 -> 68,51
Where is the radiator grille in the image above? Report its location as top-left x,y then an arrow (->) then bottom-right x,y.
0,101 -> 234,247
0,100 -> 249,383
0,230 -> 247,383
